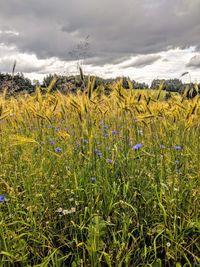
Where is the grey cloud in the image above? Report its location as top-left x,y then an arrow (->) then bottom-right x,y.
121,55 -> 161,68
0,0 -> 199,66
186,54 -> 200,68
84,54 -> 131,66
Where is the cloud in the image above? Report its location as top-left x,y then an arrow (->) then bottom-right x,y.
0,44 -> 53,73
0,30 -> 19,36
120,54 -> 161,68
0,0 -> 199,65
186,54 -> 200,68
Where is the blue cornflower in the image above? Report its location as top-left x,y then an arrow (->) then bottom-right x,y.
49,138 -> 55,145
97,152 -> 102,157
91,177 -> 96,182
105,133 -> 109,137
107,158 -> 113,164
174,145 -> 182,151
48,125 -> 54,129
55,127 -> 60,132
94,149 -> 100,153
175,168 -> 180,173
175,160 -> 180,164
112,130 -> 117,135
0,196 -> 6,202
133,143 -> 143,151
83,139 -> 89,144
160,144 -> 166,149
54,147 -> 62,153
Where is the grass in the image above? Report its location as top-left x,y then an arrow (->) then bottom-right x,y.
0,81 -> 199,266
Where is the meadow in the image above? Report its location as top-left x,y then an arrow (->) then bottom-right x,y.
0,80 -> 199,266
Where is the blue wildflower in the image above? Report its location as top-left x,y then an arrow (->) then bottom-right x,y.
175,168 -> 180,173
107,159 -> 113,164
48,125 -> 54,129
105,133 -> 109,137
160,144 -> 166,149
91,177 -> 96,182
94,149 -> 100,153
175,160 -> 180,164
49,138 -> 55,145
55,127 -> 60,132
112,130 -> 117,135
83,139 -> 89,144
174,145 -> 182,151
0,196 -> 6,202
54,147 -> 62,153
97,152 -> 102,157
133,143 -> 143,151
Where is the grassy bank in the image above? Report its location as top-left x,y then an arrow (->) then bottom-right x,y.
0,84 -> 199,266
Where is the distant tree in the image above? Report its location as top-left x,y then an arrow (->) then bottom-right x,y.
150,79 -> 165,90
165,79 -> 182,92
151,79 -> 183,92
132,80 -> 149,90
117,77 -> 149,90
0,72 -> 34,95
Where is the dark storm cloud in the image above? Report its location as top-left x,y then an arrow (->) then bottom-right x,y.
84,54 -> 131,66
186,54 -> 200,68
0,0 -> 200,66
121,55 -> 161,68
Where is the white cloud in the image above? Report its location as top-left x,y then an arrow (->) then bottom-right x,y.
186,54 -> 200,68
0,30 -> 19,36
0,43 -> 200,85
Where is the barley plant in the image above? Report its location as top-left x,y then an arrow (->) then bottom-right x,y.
0,80 -> 199,267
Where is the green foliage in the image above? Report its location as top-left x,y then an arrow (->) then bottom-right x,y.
0,73 -> 34,95
0,81 -> 199,266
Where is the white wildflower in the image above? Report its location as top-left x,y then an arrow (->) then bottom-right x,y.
56,207 -> 63,213
166,242 -> 171,247
62,209 -> 70,215
70,207 -> 76,213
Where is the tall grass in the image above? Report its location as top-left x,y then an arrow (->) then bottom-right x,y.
0,82 -> 199,266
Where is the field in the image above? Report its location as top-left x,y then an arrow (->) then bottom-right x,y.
0,81 -> 199,266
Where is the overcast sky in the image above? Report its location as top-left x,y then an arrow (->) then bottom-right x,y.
0,0 -> 200,84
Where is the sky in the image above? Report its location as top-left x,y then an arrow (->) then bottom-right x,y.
0,0 -> 200,84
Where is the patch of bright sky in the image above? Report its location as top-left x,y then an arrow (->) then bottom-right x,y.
0,30 -> 19,36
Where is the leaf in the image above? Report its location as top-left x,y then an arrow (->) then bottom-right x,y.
46,75 -> 57,93
9,135 -> 38,146
56,131 -> 70,140
152,259 -> 162,267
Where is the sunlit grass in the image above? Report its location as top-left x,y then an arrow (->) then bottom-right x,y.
0,82 -> 199,266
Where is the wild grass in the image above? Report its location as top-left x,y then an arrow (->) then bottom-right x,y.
0,81 -> 199,266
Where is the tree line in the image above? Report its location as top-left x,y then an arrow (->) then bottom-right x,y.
0,72 -> 199,97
